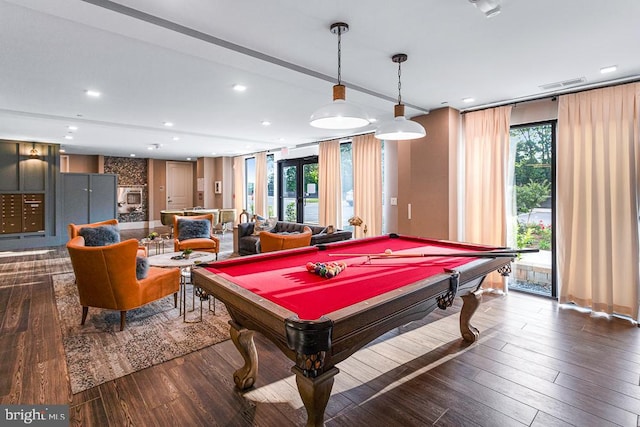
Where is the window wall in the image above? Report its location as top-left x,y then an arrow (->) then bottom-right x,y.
245,157 -> 255,215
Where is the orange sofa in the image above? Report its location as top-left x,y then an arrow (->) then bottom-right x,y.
66,236 -> 180,331
259,226 -> 313,253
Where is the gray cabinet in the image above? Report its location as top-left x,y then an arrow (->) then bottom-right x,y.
62,173 -> 117,226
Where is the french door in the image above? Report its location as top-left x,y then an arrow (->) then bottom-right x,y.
277,156 -> 318,224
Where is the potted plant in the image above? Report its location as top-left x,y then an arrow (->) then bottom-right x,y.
182,248 -> 193,259
148,231 -> 159,240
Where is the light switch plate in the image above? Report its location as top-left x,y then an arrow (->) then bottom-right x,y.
390,197 -> 397,206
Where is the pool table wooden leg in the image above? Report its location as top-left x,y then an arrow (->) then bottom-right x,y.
460,289 -> 482,342
230,321 -> 258,390
293,366 -> 339,427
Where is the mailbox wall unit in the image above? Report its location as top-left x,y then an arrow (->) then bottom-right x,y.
0,139 -> 61,249
1,193 -> 45,234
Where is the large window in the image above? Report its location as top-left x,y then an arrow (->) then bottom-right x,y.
509,121 -> 555,297
245,157 -> 256,215
340,142 -> 353,229
266,154 -> 276,217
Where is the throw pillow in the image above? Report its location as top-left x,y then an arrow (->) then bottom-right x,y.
177,219 -> 210,240
79,225 -> 120,246
252,217 -> 278,235
136,256 -> 149,280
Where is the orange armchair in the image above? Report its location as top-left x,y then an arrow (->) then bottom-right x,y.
68,218 -> 148,257
67,236 -> 180,331
259,226 -> 313,253
173,214 -> 220,259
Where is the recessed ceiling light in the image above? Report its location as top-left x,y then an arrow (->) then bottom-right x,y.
186,157 -> 192,161
59,148 -> 66,153
68,125 -> 78,131
172,137 -> 180,141
211,152 -> 217,155
462,97 -> 475,103
279,138 -> 285,142
233,84 -> 247,92
130,154 -> 136,157
261,121 -> 271,126
600,65 -> 617,74
163,122 -> 174,127
64,135 -> 73,140
85,90 -> 101,98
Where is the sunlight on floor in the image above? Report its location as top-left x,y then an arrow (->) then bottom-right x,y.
241,313 -> 494,409
0,249 -> 56,258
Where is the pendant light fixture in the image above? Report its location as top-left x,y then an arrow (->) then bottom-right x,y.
375,54 -> 426,141
309,22 -> 370,130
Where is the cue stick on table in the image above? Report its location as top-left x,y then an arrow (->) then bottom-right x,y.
327,248 -> 539,259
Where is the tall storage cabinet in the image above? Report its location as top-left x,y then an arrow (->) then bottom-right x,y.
62,173 -> 117,227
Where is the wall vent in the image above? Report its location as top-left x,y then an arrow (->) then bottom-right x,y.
539,77 -> 586,91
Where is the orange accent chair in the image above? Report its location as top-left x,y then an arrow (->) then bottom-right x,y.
173,214 -> 220,259
67,218 -> 148,257
67,236 -> 180,331
259,226 -> 313,253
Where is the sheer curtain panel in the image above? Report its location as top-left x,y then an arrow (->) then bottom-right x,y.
462,105 -> 512,291
318,140 -> 342,228
352,134 -> 382,237
254,152 -> 267,217
557,83 -> 640,322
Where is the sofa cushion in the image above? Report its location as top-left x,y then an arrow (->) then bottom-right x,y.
79,225 -> 120,246
177,219 -> 210,240
136,256 -> 149,280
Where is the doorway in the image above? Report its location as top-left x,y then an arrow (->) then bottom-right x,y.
166,161 -> 193,210
509,121 -> 556,297
277,156 -> 318,224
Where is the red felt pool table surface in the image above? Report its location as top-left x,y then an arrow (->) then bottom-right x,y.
203,234 -> 496,320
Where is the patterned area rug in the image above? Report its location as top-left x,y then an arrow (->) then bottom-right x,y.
52,272 -> 231,394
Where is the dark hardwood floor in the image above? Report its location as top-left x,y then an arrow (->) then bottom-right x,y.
1,228 -> 639,426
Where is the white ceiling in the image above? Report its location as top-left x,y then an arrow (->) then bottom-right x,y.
1,0 -> 639,160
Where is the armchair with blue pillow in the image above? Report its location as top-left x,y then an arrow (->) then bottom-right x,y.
173,214 -> 220,259
67,236 -> 180,331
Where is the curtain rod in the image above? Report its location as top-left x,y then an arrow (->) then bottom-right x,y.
460,75 -> 640,114
294,131 -> 376,149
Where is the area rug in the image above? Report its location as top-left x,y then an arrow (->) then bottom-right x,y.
52,272 -> 231,394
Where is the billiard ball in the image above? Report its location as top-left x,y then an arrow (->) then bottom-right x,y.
384,248 -> 393,254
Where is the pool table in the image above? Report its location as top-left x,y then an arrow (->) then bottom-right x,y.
193,234 -> 513,426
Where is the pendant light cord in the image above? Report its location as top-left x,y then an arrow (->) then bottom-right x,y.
397,60 -> 402,105
337,26 -> 342,85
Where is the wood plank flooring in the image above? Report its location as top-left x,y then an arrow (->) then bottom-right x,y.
1,229 -> 639,426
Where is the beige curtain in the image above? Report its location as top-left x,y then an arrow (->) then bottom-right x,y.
254,152 -> 267,217
318,139 -> 342,228
352,134 -> 382,238
232,156 -> 245,224
557,83 -> 640,322
463,105 -> 512,291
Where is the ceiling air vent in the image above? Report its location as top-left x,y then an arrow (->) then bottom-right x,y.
539,77 -> 586,91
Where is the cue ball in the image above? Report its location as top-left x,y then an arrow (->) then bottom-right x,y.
384,248 -> 393,254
